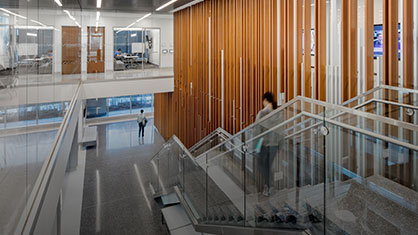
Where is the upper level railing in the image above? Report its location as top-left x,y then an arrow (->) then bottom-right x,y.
14,83 -> 82,235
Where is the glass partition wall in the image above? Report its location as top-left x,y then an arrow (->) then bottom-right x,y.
85,94 -> 154,118
113,27 -> 161,71
0,1 -> 82,234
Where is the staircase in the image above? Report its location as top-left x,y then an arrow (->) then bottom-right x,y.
150,86 -> 418,235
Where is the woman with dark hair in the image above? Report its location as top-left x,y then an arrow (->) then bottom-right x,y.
257,92 -> 277,120
255,91 -> 279,197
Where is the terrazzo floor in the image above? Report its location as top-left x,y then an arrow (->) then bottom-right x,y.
80,119 -> 169,235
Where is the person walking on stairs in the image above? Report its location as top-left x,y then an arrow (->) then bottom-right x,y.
255,92 -> 280,197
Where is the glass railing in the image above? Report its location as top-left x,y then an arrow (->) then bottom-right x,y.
343,85 -> 418,125
150,96 -> 418,234
14,83 -> 82,234
189,128 -> 231,158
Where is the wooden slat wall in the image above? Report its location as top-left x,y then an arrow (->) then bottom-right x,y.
155,0 -> 277,147
315,0 -> 327,101
155,0 -> 416,146
364,0 -> 374,91
403,0 -> 414,88
383,0 -> 399,86
341,0 -> 358,101
303,0 -> 311,98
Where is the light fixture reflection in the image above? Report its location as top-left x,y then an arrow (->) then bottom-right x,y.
54,0 -> 63,7
0,8 -> 27,19
156,0 -> 178,11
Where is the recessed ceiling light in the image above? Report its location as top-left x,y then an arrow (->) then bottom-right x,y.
0,8 -> 27,19
136,13 -> 151,22
63,10 -> 75,21
97,0 -> 102,8
96,11 -> 100,21
30,19 -> 46,27
27,32 -> 38,37
54,0 -> 63,7
156,0 -> 178,11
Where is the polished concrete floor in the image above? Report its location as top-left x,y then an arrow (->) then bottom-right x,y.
80,119 -> 169,235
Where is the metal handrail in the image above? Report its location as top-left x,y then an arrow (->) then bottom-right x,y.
16,83 -> 81,234
199,97 -> 418,165
193,97 -> 302,159
302,96 -> 418,132
356,98 -> 418,111
342,85 -> 418,107
194,95 -> 418,163
188,127 -> 231,153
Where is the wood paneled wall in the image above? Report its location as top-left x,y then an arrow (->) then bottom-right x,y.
383,0 -> 399,86
341,0 -> 358,101
155,0 -> 416,146
403,0 -> 414,88
155,0 -> 277,147
280,0 -> 327,102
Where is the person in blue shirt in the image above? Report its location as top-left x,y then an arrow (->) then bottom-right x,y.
114,49 -> 122,59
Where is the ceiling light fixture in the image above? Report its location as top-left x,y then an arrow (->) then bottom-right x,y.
97,0 -> 102,8
27,32 -> 38,37
30,19 -> 46,27
114,27 -> 142,32
0,8 -> 27,19
131,33 -> 137,37
63,10 -> 75,21
126,22 -> 135,28
54,0 -> 63,7
156,0 -> 178,11
96,11 -> 100,21
136,13 -> 151,22
16,25 -> 54,30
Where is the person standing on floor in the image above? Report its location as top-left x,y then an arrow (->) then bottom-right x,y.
137,109 -> 147,138
255,92 -> 281,197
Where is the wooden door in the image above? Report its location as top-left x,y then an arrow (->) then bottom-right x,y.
62,26 -> 81,74
87,26 -> 105,73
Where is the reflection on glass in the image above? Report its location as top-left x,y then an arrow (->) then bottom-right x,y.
108,96 -> 130,116
85,94 -> 154,118
113,28 -> 160,71
132,94 -> 154,113
16,27 -> 53,75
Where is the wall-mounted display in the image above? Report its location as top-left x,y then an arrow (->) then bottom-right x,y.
373,24 -> 401,59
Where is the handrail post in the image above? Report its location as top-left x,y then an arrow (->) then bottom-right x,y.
241,132 -> 246,226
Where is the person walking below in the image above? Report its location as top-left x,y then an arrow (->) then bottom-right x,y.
137,109 -> 147,138
255,92 -> 279,197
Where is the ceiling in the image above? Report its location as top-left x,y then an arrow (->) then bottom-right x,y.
0,0 -> 195,13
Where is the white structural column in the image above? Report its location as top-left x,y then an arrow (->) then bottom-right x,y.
329,0 -> 339,104
277,0 -> 281,104
221,49 -> 224,128
208,16 -> 211,122
414,0 -> 418,191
